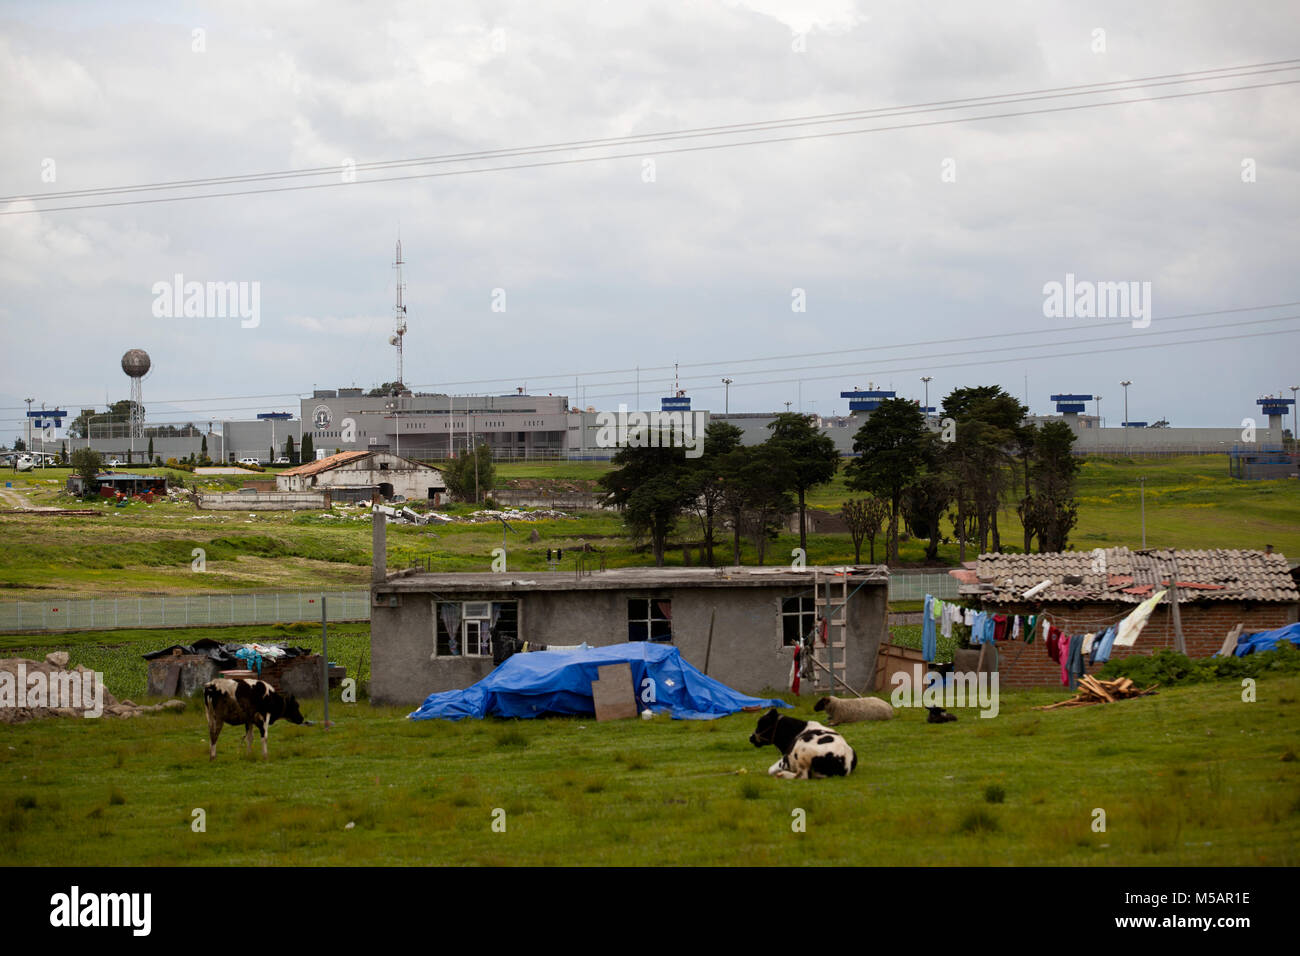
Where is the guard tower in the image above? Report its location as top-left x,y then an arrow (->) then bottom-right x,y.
1050,393 -> 1092,427
840,386 -> 897,414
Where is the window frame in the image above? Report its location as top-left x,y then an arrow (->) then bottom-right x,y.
780,594 -> 818,647
627,596 -> 672,643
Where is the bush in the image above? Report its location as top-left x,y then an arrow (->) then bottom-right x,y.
1098,643 -> 1300,687
164,458 -> 195,473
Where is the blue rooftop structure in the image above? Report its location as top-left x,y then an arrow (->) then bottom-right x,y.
840,389 -> 896,413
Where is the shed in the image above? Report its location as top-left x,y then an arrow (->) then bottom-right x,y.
276,450 -> 445,503
954,547 -> 1300,687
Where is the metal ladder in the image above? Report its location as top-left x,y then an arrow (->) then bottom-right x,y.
810,568 -> 850,693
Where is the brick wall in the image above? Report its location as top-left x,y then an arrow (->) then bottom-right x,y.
986,600 -> 1298,689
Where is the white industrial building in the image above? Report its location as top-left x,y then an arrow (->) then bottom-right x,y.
276,450 -> 446,502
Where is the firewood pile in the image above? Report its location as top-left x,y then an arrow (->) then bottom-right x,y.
1038,675 -> 1158,710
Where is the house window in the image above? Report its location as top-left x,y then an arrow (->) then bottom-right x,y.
434,600 -> 518,657
628,598 -> 672,642
781,595 -> 817,647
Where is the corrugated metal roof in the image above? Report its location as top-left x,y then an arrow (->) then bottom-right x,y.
960,547 -> 1299,604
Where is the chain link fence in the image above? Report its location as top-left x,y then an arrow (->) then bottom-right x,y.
0,590 -> 371,633
0,572 -> 961,632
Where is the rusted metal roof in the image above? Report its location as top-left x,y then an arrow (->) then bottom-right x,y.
278,451 -> 373,478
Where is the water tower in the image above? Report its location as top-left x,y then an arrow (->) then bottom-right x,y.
121,349 -> 151,439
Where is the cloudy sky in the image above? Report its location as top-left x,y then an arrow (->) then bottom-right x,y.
1,0 -> 1297,441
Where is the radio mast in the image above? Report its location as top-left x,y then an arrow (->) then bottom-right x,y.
391,240 -> 407,387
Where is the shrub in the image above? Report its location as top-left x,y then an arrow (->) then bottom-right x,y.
1098,643 -> 1300,687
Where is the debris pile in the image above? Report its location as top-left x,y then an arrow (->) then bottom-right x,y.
0,652 -> 186,724
1037,675 -> 1158,710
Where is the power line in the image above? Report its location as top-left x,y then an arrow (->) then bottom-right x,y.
6,300 -> 1297,411
7,60 -> 1296,204
576,326 -> 1300,401
5,77 -> 1296,215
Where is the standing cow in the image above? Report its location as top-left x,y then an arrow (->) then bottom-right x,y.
203,678 -> 305,760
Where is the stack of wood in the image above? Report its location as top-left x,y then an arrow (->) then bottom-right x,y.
1038,675 -> 1158,709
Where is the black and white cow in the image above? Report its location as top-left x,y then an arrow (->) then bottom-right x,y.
203,678 -> 305,760
748,708 -> 857,779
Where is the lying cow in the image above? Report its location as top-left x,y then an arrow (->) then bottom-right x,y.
748,708 -> 857,779
203,677 -> 305,760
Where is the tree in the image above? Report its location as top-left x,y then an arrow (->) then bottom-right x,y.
844,399 -> 934,562
147,437 -> 154,461
599,437 -> 696,566
764,413 -> 841,555
200,436 -> 207,458
941,386 -> 1027,557
12,438 -> 25,452
284,435 -> 296,465
716,443 -> 795,566
367,382 -> 405,397
269,445 -> 275,465
902,467 -> 952,561
842,496 -> 889,563
71,448 -> 102,493
684,421 -> 744,565
301,433 -> 315,462
1017,421 -> 1081,552
444,442 -> 496,502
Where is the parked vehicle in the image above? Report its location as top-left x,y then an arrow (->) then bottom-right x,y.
273,456 -> 290,465
237,457 -> 262,467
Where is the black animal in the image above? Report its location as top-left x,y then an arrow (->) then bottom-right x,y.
203,677 -> 305,760
926,706 -> 958,724
749,708 -> 857,779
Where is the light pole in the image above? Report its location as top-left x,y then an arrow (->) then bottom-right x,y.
1120,381 -> 1132,455
1291,385 -> 1298,451
23,398 -> 32,459
1094,395 -> 1102,449
721,378 -> 733,415
921,376 -> 932,422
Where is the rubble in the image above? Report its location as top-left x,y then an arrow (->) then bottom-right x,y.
0,654 -> 186,724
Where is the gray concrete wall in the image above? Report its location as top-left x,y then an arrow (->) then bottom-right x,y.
198,491 -> 327,510
369,581 -> 888,707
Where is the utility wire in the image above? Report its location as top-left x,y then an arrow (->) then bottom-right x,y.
5,78 -> 1296,215
6,59 -> 1296,204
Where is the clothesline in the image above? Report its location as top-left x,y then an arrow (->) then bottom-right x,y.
921,590 -> 1167,689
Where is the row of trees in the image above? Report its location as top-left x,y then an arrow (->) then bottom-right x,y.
598,388 -> 1082,567
846,387 -> 1081,562
598,414 -> 840,567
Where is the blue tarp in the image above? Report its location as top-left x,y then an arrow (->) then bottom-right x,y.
1232,622 -> 1300,657
408,641 -> 788,721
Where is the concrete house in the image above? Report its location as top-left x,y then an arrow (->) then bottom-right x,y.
276,450 -> 446,503
953,547 -> 1300,688
367,517 -> 890,706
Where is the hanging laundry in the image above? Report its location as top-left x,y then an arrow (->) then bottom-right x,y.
1046,625 -> 1063,662
922,594 -> 938,663
1065,633 -> 1087,689
1090,625 -> 1118,665
964,607 -> 977,626
1113,589 -> 1168,647
993,614 -> 1009,642
1011,615 -> 1022,641
1026,614 -> 1038,644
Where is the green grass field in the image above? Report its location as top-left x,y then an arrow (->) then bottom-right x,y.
1,455 -> 1295,600
2,671 -> 1297,866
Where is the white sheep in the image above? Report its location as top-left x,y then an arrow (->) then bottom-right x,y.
813,695 -> 895,724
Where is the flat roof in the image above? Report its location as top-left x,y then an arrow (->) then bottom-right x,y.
378,565 -> 889,593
